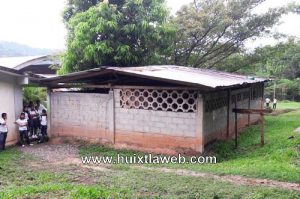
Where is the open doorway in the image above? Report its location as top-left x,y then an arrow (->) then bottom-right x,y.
20,86 -> 49,145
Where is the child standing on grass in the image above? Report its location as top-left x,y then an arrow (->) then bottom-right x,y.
15,113 -> 32,147
38,109 -> 48,143
0,113 -> 8,151
273,98 -> 277,109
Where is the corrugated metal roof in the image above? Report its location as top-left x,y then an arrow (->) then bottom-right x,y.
0,56 -> 42,68
41,65 -> 268,89
111,65 -> 267,88
0,65 -> 24,76
0,55 -> 60,70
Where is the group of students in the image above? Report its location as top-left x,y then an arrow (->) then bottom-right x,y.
0,100 -> 48,151
265,98 -> 278,109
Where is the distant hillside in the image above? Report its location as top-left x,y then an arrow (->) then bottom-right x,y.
0,41 -> 57,57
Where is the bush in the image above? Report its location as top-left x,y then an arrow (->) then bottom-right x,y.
23,87 -> 47,106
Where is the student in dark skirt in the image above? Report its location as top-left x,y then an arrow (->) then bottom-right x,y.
0,113 -> 8,151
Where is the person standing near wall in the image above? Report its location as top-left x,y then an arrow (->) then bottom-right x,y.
15,112 -> 32,147
29,106 -> 39,139
273,98 -> 277,109
36,100 -> 46,114
0,113 -> 8,151
36,99 -> 46,134
38,109 -> 48,143
265,98 -> 270,108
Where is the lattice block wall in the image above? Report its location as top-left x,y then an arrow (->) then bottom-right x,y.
205,97 -> 228,112
251,84 -> 263,100
120,89 -> 197,113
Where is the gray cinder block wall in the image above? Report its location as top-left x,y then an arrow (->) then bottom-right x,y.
49,84 -> 263,153
203,85 -> 263,145
50,92 -> 114,143
49,89 -> 204,154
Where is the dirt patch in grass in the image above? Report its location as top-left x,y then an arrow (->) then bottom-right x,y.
19,143 -> 112,185
267,109 -> 294,116
19,143 -> 80,164
135,166 -> 300,191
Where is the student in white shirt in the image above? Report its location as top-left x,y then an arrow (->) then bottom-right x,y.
0,113 -> 8,151
23,106 -> 29,120
36,100 -> 46,130
265,98 -> 270,108
36,100 -> 47,115
273,98 -> 277,109
38,109 -> 48,143
15,112 -> 32,147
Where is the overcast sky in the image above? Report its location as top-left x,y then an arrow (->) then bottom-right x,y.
0,0 -> 299,50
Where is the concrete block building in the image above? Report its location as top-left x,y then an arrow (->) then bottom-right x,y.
41,66 -> 266,154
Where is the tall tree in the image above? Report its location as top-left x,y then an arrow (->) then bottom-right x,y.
63,0 -> 126,23
60,0 -> 175,74
214,39 -> 300,100
172,0 -> 290,68
63,0 -> 102,23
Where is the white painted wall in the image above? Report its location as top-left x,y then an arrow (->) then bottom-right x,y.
0,72 -> 23,146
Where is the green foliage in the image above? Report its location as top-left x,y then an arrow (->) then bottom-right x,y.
171,0 -> 290,68
254,39 -> 300,100
61,0 -> 296,74
63,0 -> 127,24
215,39 -> 300,100
60,0 -> 175,74
63,0 -> 102,23
23,87 -> 47,106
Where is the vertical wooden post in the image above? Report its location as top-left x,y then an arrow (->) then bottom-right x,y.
226,89 -> 231,138
260,113 -> 264,146
248,87 -> 251,125
234,96 -> 238,148
112,89 -> 116,144
261,83 -> 265,109
261,83 -> 265,146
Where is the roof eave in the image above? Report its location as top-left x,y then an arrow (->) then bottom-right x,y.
0,66 -> 24,77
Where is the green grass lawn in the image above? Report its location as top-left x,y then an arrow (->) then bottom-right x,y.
0,148 -> 299,198
80,109 -> 300,183
277,101 -> 300,109
0,106 -> 300,198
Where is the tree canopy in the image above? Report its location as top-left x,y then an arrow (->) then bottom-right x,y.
59,0 -> 174,74
171,0 -> 289,68
60,0 -> 296,74
63,0 -> 102,23
214,39 -> 300,100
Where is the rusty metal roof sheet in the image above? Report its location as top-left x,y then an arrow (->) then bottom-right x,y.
110,65 -> 267,88
41,65 -> 268,89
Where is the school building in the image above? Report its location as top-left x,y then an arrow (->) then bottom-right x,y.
40,65 -> 267,154
0,66 -> 27,146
